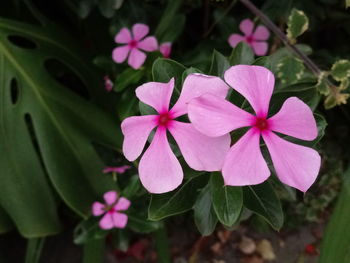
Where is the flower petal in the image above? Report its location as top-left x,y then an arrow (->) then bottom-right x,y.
99,213 -> 114,229
115,165 -> 131,173
138,36 -> 158,51
168,121 -> 230,171
132,23 -> 149,41
240,19 -> 254,36
135,78 -> 174,113
224,65 -> 274,117
115,197 -> 131,211
139,128 -> 183,193
92,202 -> 105,216
112,45 -> 130,63
268,97 -> 318,141
171,74 -> 230,118
262,131 -> 321,192
253,25 -> 270,40
160,42 -> 172,58
112,212 -> 128,228
103,191 -> 117,205
115,27 -> 132,43
121,115 -> 158,161
187,93 -> 254,137
128,48 -> 146,69
222,129 -> 270,186
228,34 -> 245,48
251,41 -> 268,56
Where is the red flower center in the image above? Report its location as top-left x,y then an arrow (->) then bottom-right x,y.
107,207 -> 116,214
157,112 -> 173,127
246,35 -> 254,44
128,40 -> 138,48
254,117 -> 269,131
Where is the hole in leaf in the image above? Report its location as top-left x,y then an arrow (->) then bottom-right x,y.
44,59 -> 90,99
8,35 -> 37,49
10,78 -> 19,104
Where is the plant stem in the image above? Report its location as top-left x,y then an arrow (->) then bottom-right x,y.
154,225 -> 171,263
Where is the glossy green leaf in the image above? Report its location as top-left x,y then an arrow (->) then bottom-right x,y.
128,212 -> 162,233
114,68 -> 144,92
122,175 -> 142,199
194,184 -> 218,236
287,8 -> 309,44
276,56 -> 305,85
243,181 -> 284,230
210,173 -> 243,227
229,42 -> 254,66
209,50 -> 230,78
0,17 -> 121,237
74,218 -> 107,245
148,174 -> 209,221
253,56 -> 272,70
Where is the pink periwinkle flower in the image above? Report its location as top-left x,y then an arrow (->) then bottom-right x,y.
121,74 -> 231,193
104,75 -> 114,92
103,165 -> 131,174
112,23 -> 158,69
228,19 -> 270,56
159,42 -> 172,58
92,191 -> 131,230
188,65 -> 321,192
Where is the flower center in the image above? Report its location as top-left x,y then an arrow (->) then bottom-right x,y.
128,40 -> 138,48
157,112 -> 173,127
246,35 -> 254,44
254,117 -> 269,131
107,207 -> 116,214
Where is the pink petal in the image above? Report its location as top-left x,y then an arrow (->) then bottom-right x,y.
228,34 -> 245,48
121,115 -> 158,161
112,45 -> 130,63
103,191 -> 117,205
138,36 -> 158,52
224,65 -> 275,117
240,19 -> 254,36
262,131 -> 321,192
128,48 -> 146,69
115,197 -> 131,211
132,23 -> 149,41
171,74 -> 230,118
168,121 -> 230,171
114,165 -> 131,173
112,212 -> 128,228
187,93 -> 254,137
222,129 -> 270,186
138,128 -> 183,193
115,27 -> 132,43
268,97 -> 318,141
92,202 -> 105,216
251,41 -> 268,56
253,25 -> 270,40
135,78 -> 174,113
159,42 -> 172,58
99,213 -> 114,229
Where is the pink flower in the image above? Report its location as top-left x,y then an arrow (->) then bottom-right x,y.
159,42 -> 172,58
104,75 -> 114,92
92,191 -> 131,230
228,19 -> 270,56
188,65 -> 321,192
121,74 -> 231,193
112,23 -> 158,69
103,165 -> 131,174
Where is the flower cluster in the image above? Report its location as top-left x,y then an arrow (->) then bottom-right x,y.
121,65 -> 321,194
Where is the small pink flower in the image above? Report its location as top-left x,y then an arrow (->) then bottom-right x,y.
159,42 -> 172,58
121,74 -> 231,193
104,75 -> 114,92
112,23 -> 158,69
188,65 -> 321,192
103,165 -> 131,174
92,191 -> 131,230
228,19 -> 270,56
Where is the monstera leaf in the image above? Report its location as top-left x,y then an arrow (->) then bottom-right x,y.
0,17 -> 122,237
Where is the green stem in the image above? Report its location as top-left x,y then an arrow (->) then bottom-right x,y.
154,225 -> 171,263
25,238 -> 45,263
82,238 -> 105,263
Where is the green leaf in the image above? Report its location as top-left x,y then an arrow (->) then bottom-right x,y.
114,68 -> 144,92
276,56 -> 305,85
0,206 -> 13,234
194,184 -> 218,236
243,181 -> 283,230
128,212 -> 162,233
319,166 -> 350,263
287,8 -> 309,44
315,71 -> 330,95
82,238 -> 105,263
331,59 -> 350,81
25,238 -> 45,263
229,42 -> 254,66
209,50 -> 230,78
181,67 -> 203,83
122,175 -> 142,199
253,56 -> 272,70
117,88 -> 138,120
347,0 -> 350,8
210,173 -> 243,227
148,174 -> 209,221
0,17 -> 123,237
74,218 -> 107,245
